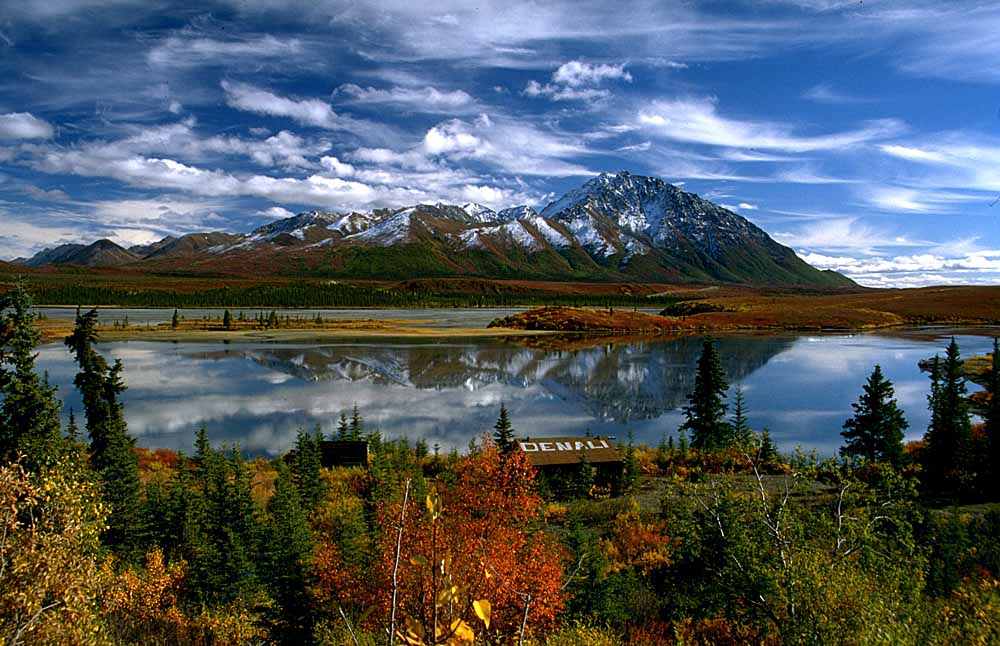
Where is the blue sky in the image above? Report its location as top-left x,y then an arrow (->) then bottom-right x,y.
1,0 -> 999,286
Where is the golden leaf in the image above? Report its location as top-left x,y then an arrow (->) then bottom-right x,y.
473,599 -> 491,629
451,618 -> 476,644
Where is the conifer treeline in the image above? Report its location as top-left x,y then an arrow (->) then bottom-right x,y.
17,281 -> 685,309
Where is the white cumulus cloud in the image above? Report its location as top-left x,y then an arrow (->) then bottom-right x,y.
0,112 -> 54,139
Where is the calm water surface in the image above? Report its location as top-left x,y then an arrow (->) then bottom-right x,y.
32,313 -> 999,457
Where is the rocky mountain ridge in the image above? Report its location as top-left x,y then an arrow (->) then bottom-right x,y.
16,171 -> 853,287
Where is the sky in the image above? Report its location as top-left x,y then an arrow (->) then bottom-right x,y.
1,0 -> 999,287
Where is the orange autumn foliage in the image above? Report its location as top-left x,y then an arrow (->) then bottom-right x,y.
313,439 -> 568,641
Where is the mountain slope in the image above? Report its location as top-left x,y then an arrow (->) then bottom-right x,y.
18,172 -> 854,287
24,239 -> 141,267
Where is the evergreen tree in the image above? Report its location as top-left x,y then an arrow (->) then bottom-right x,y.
292,428 -> 323,511
730,386 -> 753,446
349,403 -> 363,440
984,338 -> 1000,492
678,432 -> 689,456
840,364 -> 908,466
157,435 -> 261,606
620,431 -> 639,493
493,403 -> 517,453
65,308 -> 142,553
656,433 -> 670,471
171,308 -> 180,329
681,338 -> 731,450
336,412 -> 349,440
923,338 -> 973,492
66,408 -> 80,441
0,284 -> 64,468
575,450 -> 596,498
261,462 -> 315,644
222,308 -> 233,330
194,423 -> 211,463
757,429 -> 778,464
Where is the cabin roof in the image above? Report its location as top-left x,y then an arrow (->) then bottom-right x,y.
516,436 -> 622,466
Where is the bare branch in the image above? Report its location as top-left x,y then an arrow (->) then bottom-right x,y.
388,478 -> 411,646
559,555 -> 586,592
339,606 -> 361,646
517,593 -> 532,646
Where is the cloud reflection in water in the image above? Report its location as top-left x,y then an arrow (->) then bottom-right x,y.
33,332 -> 998,457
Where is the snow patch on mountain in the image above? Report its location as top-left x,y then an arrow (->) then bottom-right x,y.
460,202 -> 498,223
522,215 -> 570,248
345,208 -> 415,245
562,214 -> 616,257
460,221 -> 543,252
497,205 -> 538,222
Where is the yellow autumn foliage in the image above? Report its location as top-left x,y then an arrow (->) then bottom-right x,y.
100,549 -> 267,646
0,458 -> 110,646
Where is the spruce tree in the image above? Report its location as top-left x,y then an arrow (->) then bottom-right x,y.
292,428 -> 323,511
415,436 -> 429,458
66,408 -> 80,441
493,403 -> 517,453
840,364 -> 908,466
620,431 -> 639,493
65,308 -> 142,552
681,338 -> 731,450
923,338 -> 973,492
222,309 -> 233,330
730,386 -> 753,446
336,412 -> 349,440
261,462 -> 315,644
349,403 -> 363,440
171,308 -> 180,329
757,429 -> 778,464
984,338 -> 1000,492
656,433 -> 669,471
575,449 -> 595,498
0,284 -> 64,468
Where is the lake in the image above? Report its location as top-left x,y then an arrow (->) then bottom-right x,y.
32,310 -> 1000,457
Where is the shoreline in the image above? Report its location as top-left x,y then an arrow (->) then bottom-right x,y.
37,323 -> 560,344
34,320 -> 1000,346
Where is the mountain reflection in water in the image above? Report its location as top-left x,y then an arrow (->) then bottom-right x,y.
32,330 -> 999,458
188,336 -> 792,426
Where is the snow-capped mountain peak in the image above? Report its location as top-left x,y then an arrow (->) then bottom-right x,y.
460,202 -> 498,222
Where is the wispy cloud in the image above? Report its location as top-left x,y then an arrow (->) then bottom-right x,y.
802,83 -> 872,105
221,81 -> 341,130
861,185 -> 985,213
148,34 -> 303,68
636,97 -> 904,152
334,84 -> 477,114
221,81 -> 400,144
774,217 -> 925,255
876,136 -> 1000,194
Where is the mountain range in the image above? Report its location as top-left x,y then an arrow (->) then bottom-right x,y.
17,171 -> 852,287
